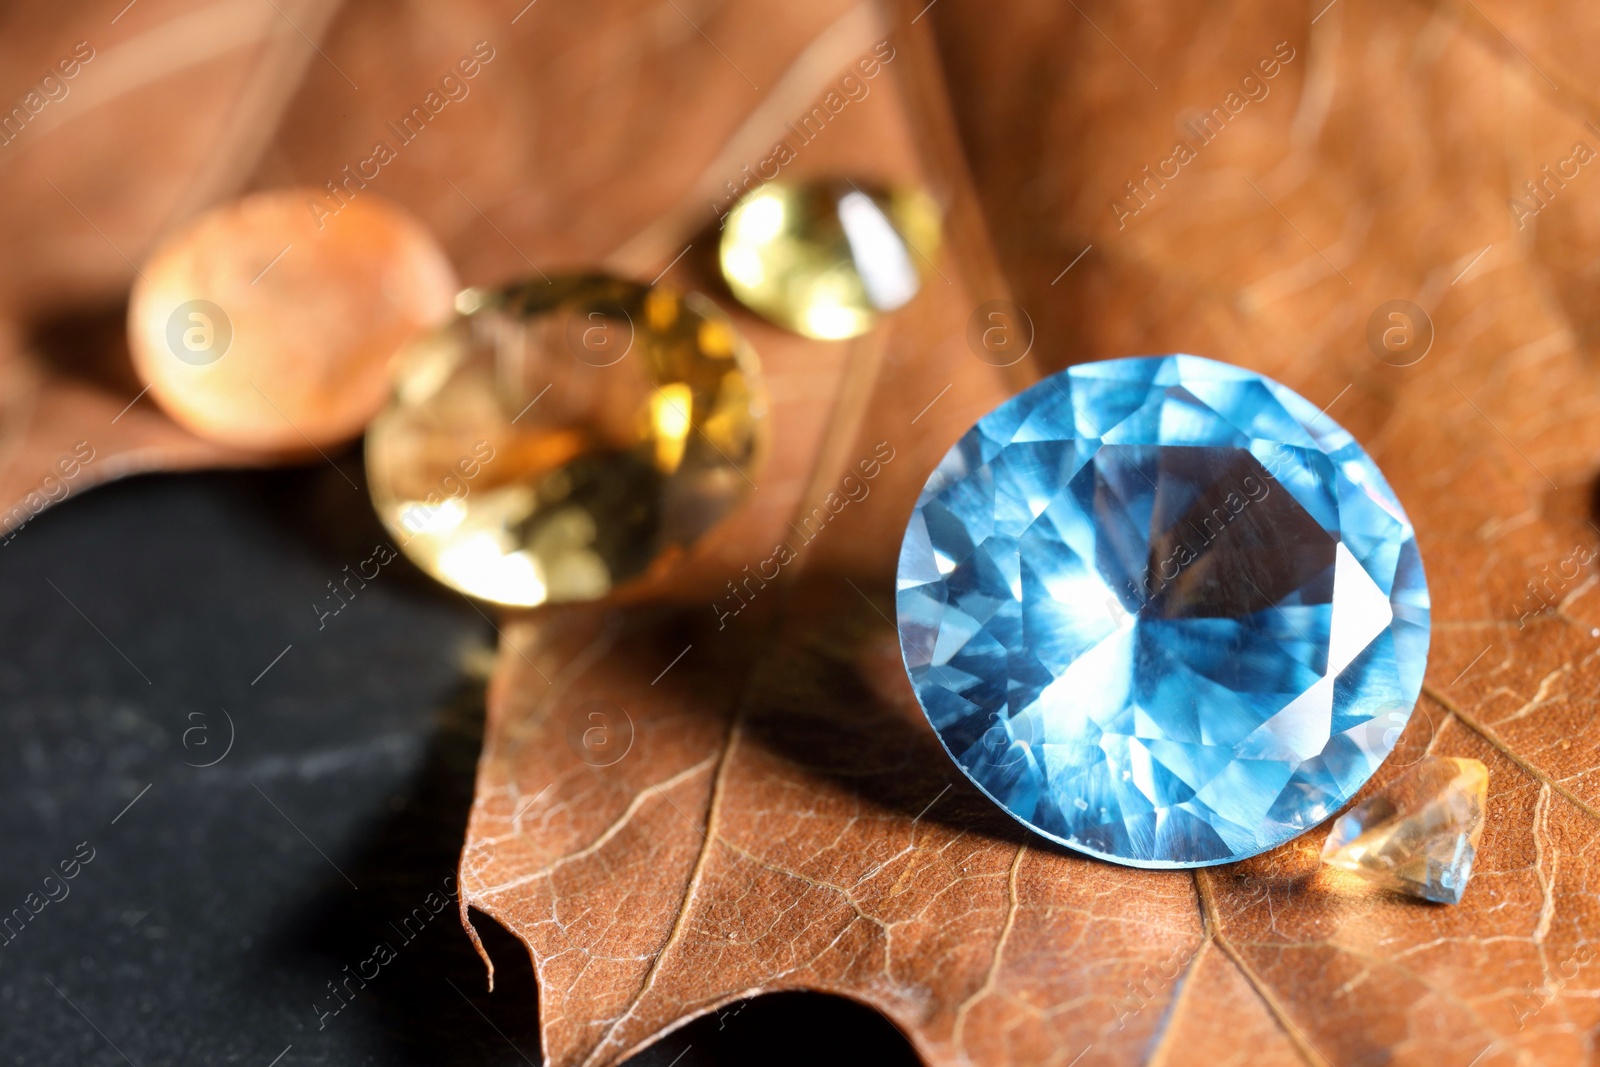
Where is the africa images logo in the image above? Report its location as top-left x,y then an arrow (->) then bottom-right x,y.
1109,41 -> 1298,230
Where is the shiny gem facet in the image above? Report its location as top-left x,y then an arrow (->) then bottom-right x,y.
1322,755 -> 1487,904
719,180 -> 940,340
367,275 -> 765,607
896,355 -> 1430,868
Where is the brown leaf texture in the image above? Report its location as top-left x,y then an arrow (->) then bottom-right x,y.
0,0 -> 347,530
6,0 -> 1600,1062
457,2 -> 1600,1066
0,0 -> 896,530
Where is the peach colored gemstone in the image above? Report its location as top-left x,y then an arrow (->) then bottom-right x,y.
129,188 -> 458,452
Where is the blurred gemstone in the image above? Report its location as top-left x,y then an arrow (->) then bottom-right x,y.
367,275 -> 765,607
719,180 -> 941,340
896,355 -> 1431,868
1322,756 -> 1488,904
130,188 -> 458,452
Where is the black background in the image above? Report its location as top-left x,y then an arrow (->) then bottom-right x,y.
0,454 -> 919,1065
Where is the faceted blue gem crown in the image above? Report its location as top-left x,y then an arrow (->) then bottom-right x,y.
896,355 -> 1430,868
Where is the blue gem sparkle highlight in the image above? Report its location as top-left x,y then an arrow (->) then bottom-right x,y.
896,355 -> 1430,868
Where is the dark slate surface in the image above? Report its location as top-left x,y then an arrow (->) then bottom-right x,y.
0,456 -> 917,1066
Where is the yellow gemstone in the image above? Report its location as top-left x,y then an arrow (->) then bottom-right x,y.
1321,756 -> 1489,904
719,180 -> 941,340
366,274 -> 765,607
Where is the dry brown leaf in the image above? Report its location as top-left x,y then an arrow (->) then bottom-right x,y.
3,0 -> 898,531
7,0 -> 1600,1062
0,0 -> 347,530
456,2 -> 1600,1066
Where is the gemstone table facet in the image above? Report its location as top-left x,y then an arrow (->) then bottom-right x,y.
896,355 -> 1430,868
366,275 -> 765,608
719,180 -> 941,340
1321,756 -> 1488,904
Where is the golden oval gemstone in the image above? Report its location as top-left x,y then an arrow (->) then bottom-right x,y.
718,180 -> 941,340
128,188 -> 458,452
366,275 -> 766,607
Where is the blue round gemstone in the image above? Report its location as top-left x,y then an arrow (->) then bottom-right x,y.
896,355 -> 1430,868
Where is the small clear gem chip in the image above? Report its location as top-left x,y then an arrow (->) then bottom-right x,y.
1321,756 -> 1488,904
